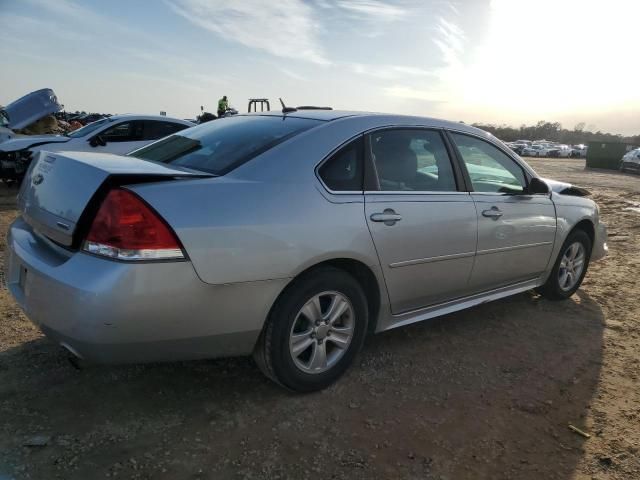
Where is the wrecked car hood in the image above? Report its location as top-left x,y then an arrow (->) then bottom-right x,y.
542,177 -> 590,197
0,135 -> 69,153
3,88 -> 62,130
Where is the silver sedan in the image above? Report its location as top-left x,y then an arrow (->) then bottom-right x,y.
6,110 -> 608,392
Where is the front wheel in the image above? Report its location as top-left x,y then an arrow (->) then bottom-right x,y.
537,229 -> 592,300
254,267 -> 368,392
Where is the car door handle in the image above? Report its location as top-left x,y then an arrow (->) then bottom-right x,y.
482,207 -> 503,219
370,209 -> 402,225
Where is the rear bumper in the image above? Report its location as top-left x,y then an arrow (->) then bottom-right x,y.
5,217 -> 287,363
591,222 -> 608,262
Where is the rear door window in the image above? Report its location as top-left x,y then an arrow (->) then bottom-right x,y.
142,120 -> 189,140
367,129 -> 458,192
130,115 -> 322,175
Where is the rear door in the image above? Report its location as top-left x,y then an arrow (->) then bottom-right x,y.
364,128 -> 478,314
138,120 -> 190,150
448,132 -> 556,291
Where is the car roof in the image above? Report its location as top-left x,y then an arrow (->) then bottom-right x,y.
107,114 -> 194,124
242,110 -> 490,137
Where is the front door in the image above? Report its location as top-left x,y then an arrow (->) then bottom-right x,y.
364,128 -> 478,314
92,120 -> 147,155
448,132 -> 556,291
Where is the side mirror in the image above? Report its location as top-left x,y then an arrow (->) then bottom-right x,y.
528,177 -> 550,195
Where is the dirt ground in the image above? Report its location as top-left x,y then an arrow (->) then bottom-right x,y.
0,158 -> 638,480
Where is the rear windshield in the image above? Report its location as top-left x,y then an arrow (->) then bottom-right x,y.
129,115 -> 323,175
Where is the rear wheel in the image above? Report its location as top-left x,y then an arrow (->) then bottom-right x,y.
537,229 -> 592,300
254,267 -> 368,392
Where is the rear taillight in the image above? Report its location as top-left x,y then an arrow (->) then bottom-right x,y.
83,189 -> 184,261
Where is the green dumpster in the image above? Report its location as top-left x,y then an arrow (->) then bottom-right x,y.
586,141 -> 639,170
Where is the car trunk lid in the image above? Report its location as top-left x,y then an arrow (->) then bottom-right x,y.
18,151 -> 211,247
4,88 -> 62,131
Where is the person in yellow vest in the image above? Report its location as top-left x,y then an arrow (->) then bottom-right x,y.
217,96 -> 228,118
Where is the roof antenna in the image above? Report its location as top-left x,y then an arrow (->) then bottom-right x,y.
279,98 -> 297,114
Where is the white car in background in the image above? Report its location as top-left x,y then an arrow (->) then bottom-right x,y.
522,145 -> 547,156
571,145 -> 588,158
0,114 -> 194,182
620,148 -> 640,173
556,145 -> 572,157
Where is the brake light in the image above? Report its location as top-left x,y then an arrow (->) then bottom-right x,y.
83,189 -> 184,261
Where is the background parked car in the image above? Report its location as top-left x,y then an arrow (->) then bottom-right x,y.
522,145 -> 545,156
556,145 -> 573,157
0,88 -> 63,143
506,142 -> 526,155
620,148 -> 640,173
571,145 -> 588,157
0,114 -> 194,183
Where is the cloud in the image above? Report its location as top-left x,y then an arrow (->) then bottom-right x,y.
335,0 -> 407,20
279,68 -> 308,82
167,0 -> 330,65
348,63 -> 435,80
384,85 -> 448,103
433,17 -> 465,70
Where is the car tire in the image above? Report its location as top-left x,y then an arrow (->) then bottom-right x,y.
254,266 -> 368,392
537,229 -> 592,301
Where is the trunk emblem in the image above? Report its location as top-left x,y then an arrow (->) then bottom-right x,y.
32,174 -> 44,185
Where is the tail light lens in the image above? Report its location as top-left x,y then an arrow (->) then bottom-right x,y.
83,189 -> 184,261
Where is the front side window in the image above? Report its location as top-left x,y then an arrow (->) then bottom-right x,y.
67,117 -> 110,138
101,121 -> 143,142
450,133 -> 526,194
367,129 -> 457,192
318,137 -> 363,191
130,115 -> 322,175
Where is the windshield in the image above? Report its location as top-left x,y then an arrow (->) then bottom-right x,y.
129,115 -> 323,175
67,117 -> 111,138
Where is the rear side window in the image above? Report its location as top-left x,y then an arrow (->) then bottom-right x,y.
142,120 -> 189,140
129,116 -> 322,175
318,137 -> 363,191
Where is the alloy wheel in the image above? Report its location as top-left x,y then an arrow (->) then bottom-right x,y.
289,291 -> 355,374
558,242 -> 586,291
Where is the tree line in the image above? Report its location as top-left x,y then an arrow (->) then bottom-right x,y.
470,121 -> 640,146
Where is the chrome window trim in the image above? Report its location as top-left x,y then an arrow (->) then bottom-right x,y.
364,190 -> 469,196
470,191 -> 547,198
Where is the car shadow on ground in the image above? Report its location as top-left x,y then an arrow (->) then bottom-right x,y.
0,289 -> 604,479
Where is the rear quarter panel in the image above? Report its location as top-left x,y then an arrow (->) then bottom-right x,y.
129,177 -> 379,286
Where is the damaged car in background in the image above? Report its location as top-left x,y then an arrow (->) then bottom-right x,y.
0,114 -> 194,183
0,88 -> 63,144
5,110 -> 608,392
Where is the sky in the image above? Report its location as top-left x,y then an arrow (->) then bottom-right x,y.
1,0 -> 638,134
